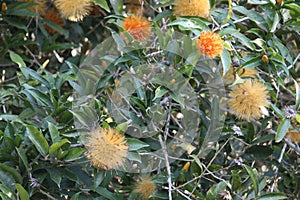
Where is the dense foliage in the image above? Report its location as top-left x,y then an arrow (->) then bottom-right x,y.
0,0 -> 299,199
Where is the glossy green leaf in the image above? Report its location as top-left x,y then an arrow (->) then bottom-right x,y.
48,122 -> 60,143
64,148 -> 85,162
26,125 -> 49,157
0,184 -> 16,200
270,12 -> 280,32
241,56 -> 261,69
244,165 -> 259,196
0,163 -> 22,184
15,184 -> 29,200
257,193 -> 288,200
94,0 -> 110,12
9,51 -> 26,68
16,148 -> 29,171
221,49 -> 231,76
275,119 -> 290,143
206,181 -> 227,200
127,138 -> 150,151
49,139 -> 70,156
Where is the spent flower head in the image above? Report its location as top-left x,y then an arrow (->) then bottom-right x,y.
85,127 -> 128,170
134,177 -> 156,199
228,79 -> 270,121
173,0 -> 210,18
54,0 -> 92,22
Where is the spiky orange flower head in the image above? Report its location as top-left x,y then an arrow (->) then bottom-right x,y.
122,15 -> 151,42
54,0 -> 92,22
19,0 -> 47,15
85,127 -> 128,170
228,79 -> 269,121
286,132 -> 300,143
135,177 -> 156,199
43,8 -> 64,34
224,67 -> 258,84
173,0 -> 210,18
196,31 -> 224,58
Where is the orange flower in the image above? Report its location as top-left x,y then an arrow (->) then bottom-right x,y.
228,79 -> 269,121
43,8 -> 64,34
85,127 -> 128,170
122,15 -> 151,42
19,0 -> 47,15
135,177 -> 156,199
54,0 -> 92,21
173,0 -> 210,18
196,31 -> 223,58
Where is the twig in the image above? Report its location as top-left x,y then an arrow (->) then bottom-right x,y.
39,189 -> 56,200
171,186 -> 193,200
271,142 -> 287,192
278,53 -> 300,76
158,134 -> 172,200
251,119 -> 300,155
178,138 -> 231,189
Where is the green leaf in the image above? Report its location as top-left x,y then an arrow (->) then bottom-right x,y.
127,152 -> 142,163
49,139 -> 70,156
269,103 -> 284,120
4,17 -> 28,31
233,6 -> 268,31
109,0 -> 123,14
15,184 -> 29,200
42,18 -> 68,36
26,125 -> 49,157
270,12 -> 280,33
221,50 -> 231,76
95,187 -> 117,200
0,163 -> 22,184
206,181 -> 227,200
116,122 -> 128,133
16,148 -> 29,171
153,87 -> 168,100
245,145 -> 273,159
21,67 -> 51,88
234,33 -> 255,50
127,138 -> 149,151
244,165 -> 259,197
94,0 -> 110,12
48,122 -> 60,143
0,184 -> 16,200
64,148 -> 85,162
9,51 -> 26,68
257,193 -> 288,200
47,169 -> 62,188
231,170 -> 242,191
241,56 -> 261,69
0,115 -> 22,123
275,119 -> 290,143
